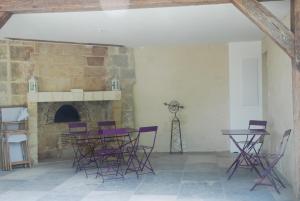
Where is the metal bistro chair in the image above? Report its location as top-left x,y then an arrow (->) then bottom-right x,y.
251,129 -> 291,193
68,122 -> 96,175
238,120 -> 267,168
248,120 -> 267,153
95,128 -> 129,182
97,121 -> 117,146
126,126 -> 158,178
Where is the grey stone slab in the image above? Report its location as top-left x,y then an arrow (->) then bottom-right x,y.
130,195 -> 177,201
178,181 -> 224,199
37,193 -> 87,201
0,153 -> 295,201
81,191 -> 132,201
0,179 -> 25,193
184,162 -> 219,172
225,190 -> 276,201
0,191 -> 47,201
96,177 -> 141,192
183,171 -> 221,182
135,182 -> 180,195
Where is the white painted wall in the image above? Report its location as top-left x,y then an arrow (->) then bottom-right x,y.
261,16 -> 296,194
133,44 -> 230,152
229,41 -> 263,152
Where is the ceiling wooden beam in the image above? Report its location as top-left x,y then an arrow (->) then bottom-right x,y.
232,0 -> 295,58
0,0 -> 231,13
0,11 -> 12,29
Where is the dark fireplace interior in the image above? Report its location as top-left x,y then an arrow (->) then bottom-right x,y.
54,105 -> 80,123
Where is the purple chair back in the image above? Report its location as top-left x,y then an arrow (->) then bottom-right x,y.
248,120 -> 267,130
68,122 -> 87,134
136,126 -> 158,149
139,126 -> 158,133
277,129 -> 291,156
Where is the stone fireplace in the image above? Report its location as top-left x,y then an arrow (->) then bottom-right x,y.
0,39 -> 136,163
37,101 -> 112,160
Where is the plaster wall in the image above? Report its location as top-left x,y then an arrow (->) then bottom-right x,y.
133,44 -> 230,152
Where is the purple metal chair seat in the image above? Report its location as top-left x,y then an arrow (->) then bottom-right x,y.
95,128 -> 129,182
251,129 -> 291,193
125,126 -> 158,178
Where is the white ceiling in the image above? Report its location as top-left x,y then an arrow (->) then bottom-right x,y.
0,1 -> 290,47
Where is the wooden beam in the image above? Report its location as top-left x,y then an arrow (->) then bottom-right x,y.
232,0 -> 295,58
6,37 -> 124,47
0,11 -> 12,29
0,0 -> 231,13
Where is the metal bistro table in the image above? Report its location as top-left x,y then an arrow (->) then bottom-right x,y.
222,129 -> 269,180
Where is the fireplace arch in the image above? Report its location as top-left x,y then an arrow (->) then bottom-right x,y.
54,105 -> 80,123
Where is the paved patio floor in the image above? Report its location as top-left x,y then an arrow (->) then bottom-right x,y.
0,152 -> 296,201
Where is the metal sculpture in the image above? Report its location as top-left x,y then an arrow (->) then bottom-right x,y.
164,100 -> 184,154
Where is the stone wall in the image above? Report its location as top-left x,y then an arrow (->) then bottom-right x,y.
0,39 -> 136,161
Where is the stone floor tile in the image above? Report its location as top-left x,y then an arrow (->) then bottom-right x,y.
0,191 -> 47,201
178,181 -> 224,199
0,153 -> 296,201
129,195 -> 177,201
135,181 -> 180,195
81,191 -> 133,201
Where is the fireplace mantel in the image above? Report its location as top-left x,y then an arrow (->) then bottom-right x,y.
27,91 -> 121,103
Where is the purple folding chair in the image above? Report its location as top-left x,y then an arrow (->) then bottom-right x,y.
97,121 -> 117,145
68,122 -> 98,177
251,129 -> 291,193
125,126 -> 158,178
68,122 -> 88,168
238,120 -> 267,168
95,128 -> 129,182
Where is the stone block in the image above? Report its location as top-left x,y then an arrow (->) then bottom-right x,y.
11,83 -> 27,95
23,63 -> 35,80
103,91 -> 121,100
0,62 -> 7,81
92,46 -> 107,56
84,66 -> 106,77
121,68 -> 135,79
83,91 -> 104,101
0,83 -> 7,93
10,46 -> 34,61
11,62 -> 24,81
87,57 -> 105,66
0,45 -> 7,59
119,47 -> 128,54
27,92 -> 38,102
11,95 -> 26,105
108,67 -> 120,79
84,77 -> 106,91
108,47 -> 119,55
112,55 -> 128,67
0,95 -> 8,106
71,77 -> 84,89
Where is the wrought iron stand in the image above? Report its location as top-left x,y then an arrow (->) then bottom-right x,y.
164,100 -> 184,154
